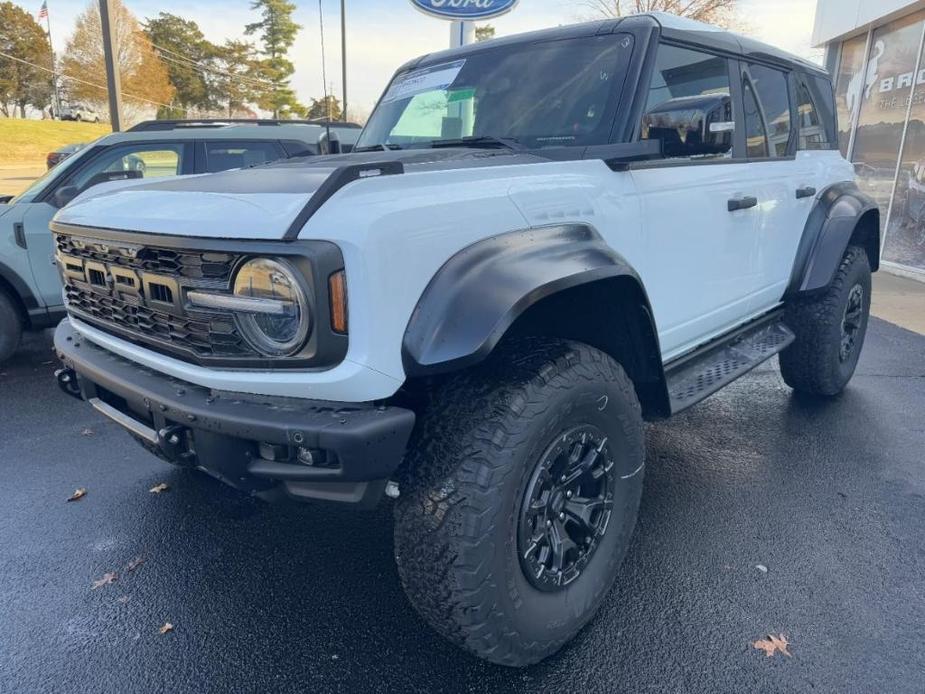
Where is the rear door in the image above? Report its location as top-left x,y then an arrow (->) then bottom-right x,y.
631,43 -> 762,358
738,62 -> 818,310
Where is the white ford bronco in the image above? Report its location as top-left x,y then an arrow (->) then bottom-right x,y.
52,14 -> 879,666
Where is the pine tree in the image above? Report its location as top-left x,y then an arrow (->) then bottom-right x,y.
245,0 -> 302,118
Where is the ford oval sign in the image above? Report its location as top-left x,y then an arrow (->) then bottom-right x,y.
410,0 -> 519,21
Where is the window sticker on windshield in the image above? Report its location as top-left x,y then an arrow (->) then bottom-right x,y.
382,60 -> 466,103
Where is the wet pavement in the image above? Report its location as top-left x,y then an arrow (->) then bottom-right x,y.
1,318 -> 923,693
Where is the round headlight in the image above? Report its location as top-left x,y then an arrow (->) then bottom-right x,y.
233,258 -> 311,356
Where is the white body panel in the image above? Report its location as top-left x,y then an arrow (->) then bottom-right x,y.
57,151 -> 853,402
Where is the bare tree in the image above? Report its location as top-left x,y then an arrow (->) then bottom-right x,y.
583,0 -> 740,28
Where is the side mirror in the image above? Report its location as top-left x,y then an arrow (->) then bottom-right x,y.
318,130 -> 342,155
53,185 -> 80,208
0,194 -> 13,204
642,94 -> 734,158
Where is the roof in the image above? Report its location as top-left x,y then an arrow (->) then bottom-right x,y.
402,12 -> 827,76
92,122 -> 360,147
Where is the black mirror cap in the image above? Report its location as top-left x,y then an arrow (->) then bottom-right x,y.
0,194 -> 13,204
318,130 -> 342,155
53,185 -> 80,208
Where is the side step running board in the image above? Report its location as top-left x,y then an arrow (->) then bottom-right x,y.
664,313 -> 795,414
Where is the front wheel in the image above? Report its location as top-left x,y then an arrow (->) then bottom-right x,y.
0,291 -> 23,363
393,338 -> 645,666
780,244 -> 872,396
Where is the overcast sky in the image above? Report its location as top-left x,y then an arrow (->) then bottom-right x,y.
36,0 -> 821,117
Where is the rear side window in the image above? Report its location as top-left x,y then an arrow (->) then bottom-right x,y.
796,74 -> 838,150
203,141 -> 284,173
640,44 -> 734,160
745,64 -> 792,158
743,80 -> 768,158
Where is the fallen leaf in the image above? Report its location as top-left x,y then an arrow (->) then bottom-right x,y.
117,595 -> 130,604
91,572 -> 117,590
67,488 -> 87,502
126,556 -> 145,572
81,428 -> 94,437
753,633 -> 792,658
159,622 -> 174,635
149,483 -> 169,494
756,564 -> 768,574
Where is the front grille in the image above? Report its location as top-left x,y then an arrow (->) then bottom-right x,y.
56,234 -> 237,281
55,233 -> 260,361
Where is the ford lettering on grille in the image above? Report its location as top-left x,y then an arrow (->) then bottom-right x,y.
54,234 -> 256,362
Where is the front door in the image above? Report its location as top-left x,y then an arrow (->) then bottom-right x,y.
26,142 -> 191,307
634,43 -> 762,358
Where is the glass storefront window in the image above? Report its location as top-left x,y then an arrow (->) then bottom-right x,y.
850,12 -> 925,238
834,34 -> 869,155
883,19 -> 925,270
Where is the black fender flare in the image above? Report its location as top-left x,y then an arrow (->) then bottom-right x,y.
786,181 -> 879,297
401,224 -> 662,378
0,259 -> 38,312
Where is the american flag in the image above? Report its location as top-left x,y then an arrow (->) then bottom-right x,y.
37,1 -> 48,20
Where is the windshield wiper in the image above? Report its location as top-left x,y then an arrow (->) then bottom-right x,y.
429,135 -> 523,151
354,143 -> 404,153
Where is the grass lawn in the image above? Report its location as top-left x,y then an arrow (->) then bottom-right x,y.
0,118 -> 111,166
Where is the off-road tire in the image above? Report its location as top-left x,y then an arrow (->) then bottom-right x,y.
0,290 -> 23,363
393,338 -> 645,666
780,244 -> 871,396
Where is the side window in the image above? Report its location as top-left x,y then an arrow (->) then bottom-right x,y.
640,44 -> 734,159
203,141 -> 284,173
796,74 -> 837,150
743,79 -> 769,158
744,64 -> 792,158
68,143 -> 186,191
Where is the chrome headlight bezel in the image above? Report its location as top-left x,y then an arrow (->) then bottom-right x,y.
230,257 -> 313,357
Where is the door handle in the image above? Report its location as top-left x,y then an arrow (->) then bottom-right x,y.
13,222 -> 26,249
727,195 -> 758,212
795,186 -> 816,199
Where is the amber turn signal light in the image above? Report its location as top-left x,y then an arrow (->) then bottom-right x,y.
329,270 -> 348,334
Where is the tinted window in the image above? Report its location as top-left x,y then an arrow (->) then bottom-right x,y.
204,141 -> 283,173
747,64 -> 791,157
68,143 -> 186,190
796,74 -> 837,150
743,79 -> 768,158
641,44 -> 733,159
358,34 -> 634,149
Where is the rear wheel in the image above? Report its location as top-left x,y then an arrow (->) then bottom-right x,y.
0,290 -> 23,363
393,338 -> 645,666
780,245 -> 871,396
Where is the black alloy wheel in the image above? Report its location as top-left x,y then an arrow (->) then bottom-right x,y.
518,425 -> 616,591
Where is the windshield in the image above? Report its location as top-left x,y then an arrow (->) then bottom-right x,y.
357,34 -> 634,150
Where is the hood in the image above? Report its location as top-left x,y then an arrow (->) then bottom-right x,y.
53,148 -> 546,240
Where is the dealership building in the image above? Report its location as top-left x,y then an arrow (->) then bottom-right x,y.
814,0 -> 925,280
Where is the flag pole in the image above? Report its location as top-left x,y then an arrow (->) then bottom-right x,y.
42,3 -> 62,118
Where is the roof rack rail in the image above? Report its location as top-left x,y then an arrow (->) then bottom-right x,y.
127,118 -> 362,132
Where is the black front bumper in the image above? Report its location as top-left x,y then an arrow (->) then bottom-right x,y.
54,319 -> 415,507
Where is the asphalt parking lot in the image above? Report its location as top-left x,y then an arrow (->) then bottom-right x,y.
1,318 -> 924,693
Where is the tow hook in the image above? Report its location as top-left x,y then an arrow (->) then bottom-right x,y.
55,368 -> 82,400
157,424 -> 196,466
